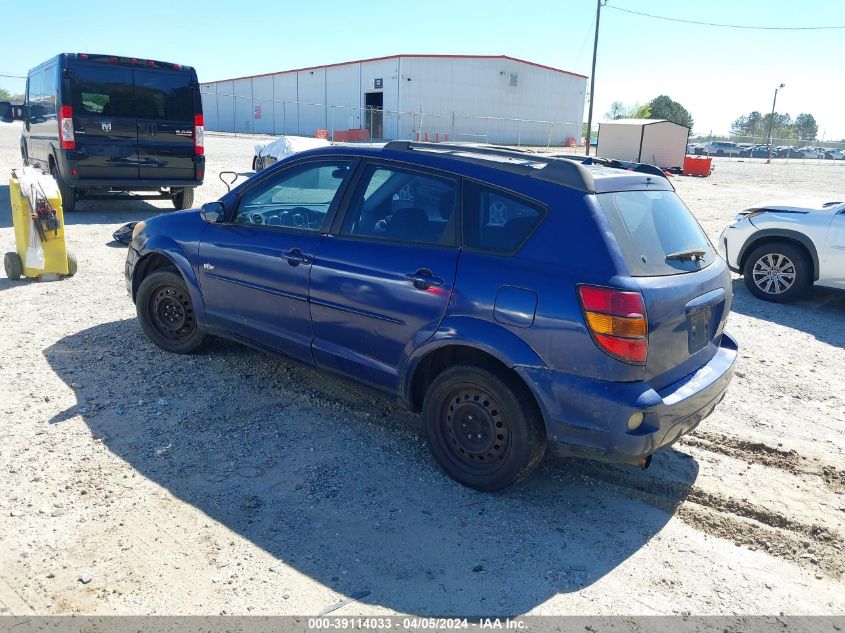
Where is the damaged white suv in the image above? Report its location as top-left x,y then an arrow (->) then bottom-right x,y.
719,199 -> 845,302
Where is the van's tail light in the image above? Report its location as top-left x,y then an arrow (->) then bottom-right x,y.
58,105 -> 76,150
194,114 -> 204,156
578,285 -> 648,364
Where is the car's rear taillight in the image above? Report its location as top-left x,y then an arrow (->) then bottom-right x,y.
578,285 -> 648,364
59,105 -> 75,150
194,114 -> 204,156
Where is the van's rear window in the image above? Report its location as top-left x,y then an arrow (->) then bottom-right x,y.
70,65 -> 193,121
597,190 -> 715,276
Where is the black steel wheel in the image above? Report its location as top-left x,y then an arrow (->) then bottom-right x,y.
136,270 -> 207,353
423,364 -> 546,491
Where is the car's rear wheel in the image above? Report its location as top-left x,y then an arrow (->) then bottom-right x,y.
423,364 -> 546,491
136,270 -> 207,353
743,241 -> 810,303
172,187 -> 195,210
51,164 -> 76,212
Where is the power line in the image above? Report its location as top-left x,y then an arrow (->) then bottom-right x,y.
0,73 -> 26,79
605,4 -> 845,30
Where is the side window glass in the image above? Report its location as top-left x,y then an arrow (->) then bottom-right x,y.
462,182 -> 543,254
235,161 -> 352,231
341,164 -> 457,246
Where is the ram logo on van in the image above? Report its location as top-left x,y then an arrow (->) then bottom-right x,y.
101,121 -> 112,132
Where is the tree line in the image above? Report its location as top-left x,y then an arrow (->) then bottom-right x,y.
731,111 -> 819,142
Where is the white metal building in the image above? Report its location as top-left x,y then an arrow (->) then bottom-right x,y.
199,55 -> 587,146
596,119 -> 690,169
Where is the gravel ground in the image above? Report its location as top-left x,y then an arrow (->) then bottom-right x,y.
0,121 -> 843,616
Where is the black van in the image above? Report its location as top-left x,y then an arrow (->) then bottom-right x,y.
21,53 -> 205,212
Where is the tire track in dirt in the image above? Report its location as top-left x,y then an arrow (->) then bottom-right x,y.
681,430 -> 845,494
563,460 -> 844,578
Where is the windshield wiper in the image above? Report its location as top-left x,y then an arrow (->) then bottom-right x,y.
665,249 -> 706,262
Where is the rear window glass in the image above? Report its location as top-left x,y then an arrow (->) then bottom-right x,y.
71,65 -> 135,117
597,190 -> 715,276
134,70 -> 193,121
463,181 -> 544,254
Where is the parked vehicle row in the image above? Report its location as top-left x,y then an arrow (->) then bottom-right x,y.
688,141 -> 845,159
126,142 -> 738,491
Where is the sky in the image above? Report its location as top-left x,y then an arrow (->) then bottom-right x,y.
2,0 -> 843,139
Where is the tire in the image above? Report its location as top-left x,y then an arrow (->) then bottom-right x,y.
423,364 -> 546,491
136,270 -> 208,353
252,156 -> 259,171
21,146 -> 28,166
51,164 -> 76,212
65,251 -> 77,277
742,241 -> 811,303
4,252 -> 23,280
172,187 -> 195,210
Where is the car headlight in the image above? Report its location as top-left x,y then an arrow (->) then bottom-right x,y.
132,220 -> 147,239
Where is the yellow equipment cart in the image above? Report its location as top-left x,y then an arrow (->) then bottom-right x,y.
4,168 -> 76,281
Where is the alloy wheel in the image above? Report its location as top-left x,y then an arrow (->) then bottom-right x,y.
752,252 -> 796,295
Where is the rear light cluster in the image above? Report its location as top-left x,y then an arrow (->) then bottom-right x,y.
578,285 -> 648,364
194,114 -> 204,156
58,105 -> 75,150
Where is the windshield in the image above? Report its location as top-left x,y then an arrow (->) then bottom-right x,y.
597,190 -> 715,276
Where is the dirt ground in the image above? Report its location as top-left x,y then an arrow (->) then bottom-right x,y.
0,121 -> 843,616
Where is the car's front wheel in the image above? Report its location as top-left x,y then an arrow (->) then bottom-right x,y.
743,241 -> 811,303
423,364 -> 546,491
136,270 -> 208,353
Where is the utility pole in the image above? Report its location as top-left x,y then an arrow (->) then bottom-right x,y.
585,0 -> 603,156
766,83 -> 785,163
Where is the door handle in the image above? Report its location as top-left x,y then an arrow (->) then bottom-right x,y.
404,269 -> 444,290
281,248 -> 311,266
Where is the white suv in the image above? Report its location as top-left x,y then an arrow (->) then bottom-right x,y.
718,199 -> 845,302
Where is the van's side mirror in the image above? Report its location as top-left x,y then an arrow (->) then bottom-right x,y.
200,202 -> 225,223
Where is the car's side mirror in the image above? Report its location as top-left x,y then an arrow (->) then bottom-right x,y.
200,201 -> 225,223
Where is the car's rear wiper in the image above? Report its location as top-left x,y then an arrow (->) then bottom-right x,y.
665,249 -> 706,261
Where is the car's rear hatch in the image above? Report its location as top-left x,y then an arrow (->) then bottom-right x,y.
597,189 -> 731,390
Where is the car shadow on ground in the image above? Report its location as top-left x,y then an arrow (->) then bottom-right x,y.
63,198 -> 171,226
730,278 -> 845,349
43,318 -> 699,616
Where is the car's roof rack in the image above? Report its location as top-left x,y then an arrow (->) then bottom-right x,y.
382,140 -> 595,193
551,154 -> 669,180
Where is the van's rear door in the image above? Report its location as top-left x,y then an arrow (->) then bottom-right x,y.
133,69 -> 197,181
69,64 -> 139,180
597,189 -> 732,390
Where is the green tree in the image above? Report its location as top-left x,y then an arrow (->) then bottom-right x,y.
604,100 -> 651,120
794,113 -> 818,141
648,95 -> 694,128
0,87 -> 12,101
731,111 -> 763,137
760,113 -> 795,141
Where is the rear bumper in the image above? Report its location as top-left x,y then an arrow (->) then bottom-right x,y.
517,332 -> 738,463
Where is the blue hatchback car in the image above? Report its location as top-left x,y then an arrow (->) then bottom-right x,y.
126,142 -> 737,491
